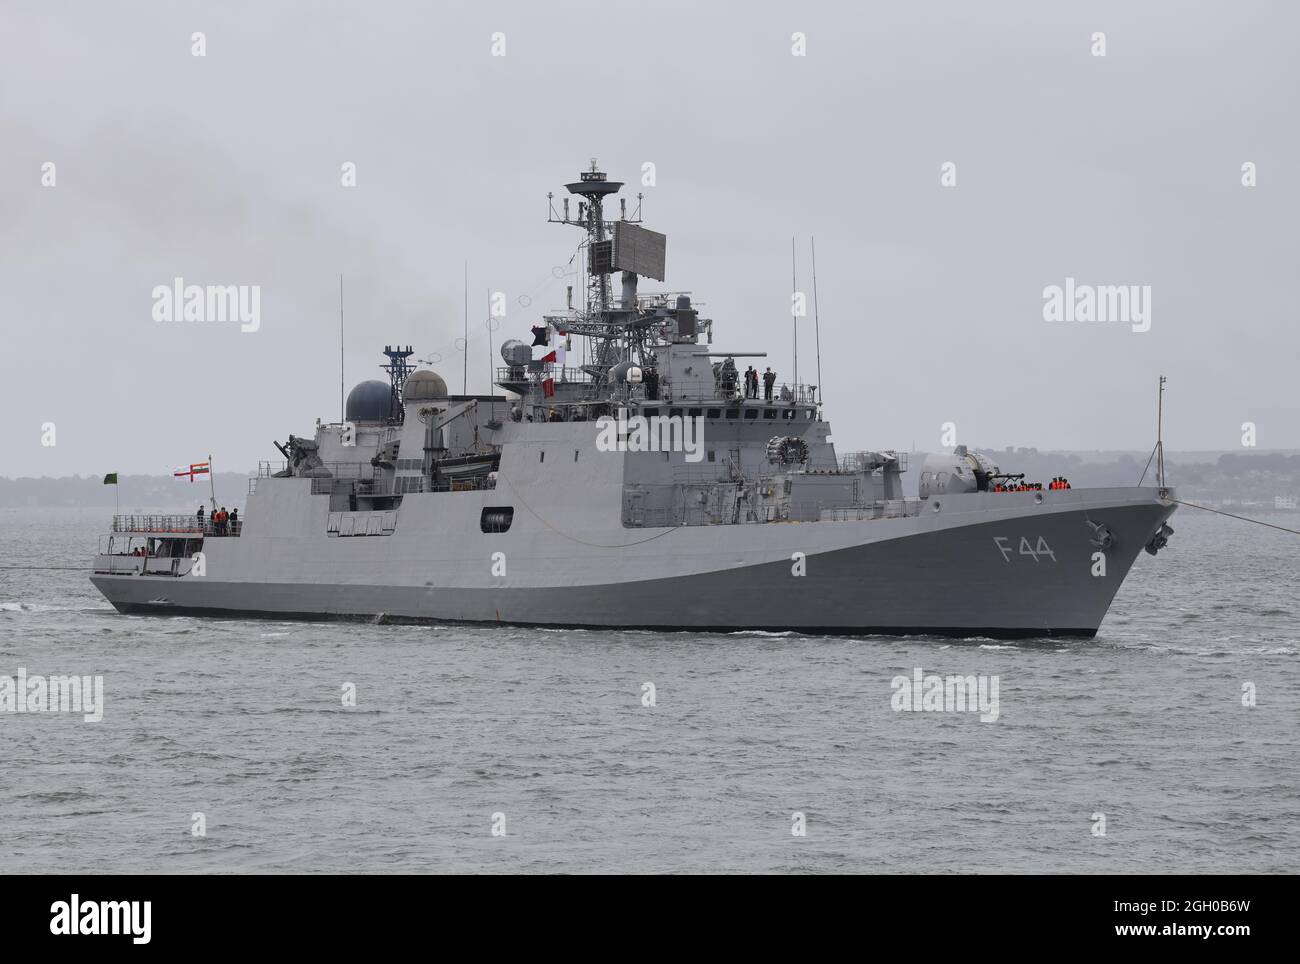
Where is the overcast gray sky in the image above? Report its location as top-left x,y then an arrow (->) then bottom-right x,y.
2,0 -> 1296,476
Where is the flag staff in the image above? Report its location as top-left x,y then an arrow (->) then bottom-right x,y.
208,453 -> 217,511
1156,376 -> 1167,488
102,472 -> 120,528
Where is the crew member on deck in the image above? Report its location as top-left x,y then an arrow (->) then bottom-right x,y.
763,367 -> 776,402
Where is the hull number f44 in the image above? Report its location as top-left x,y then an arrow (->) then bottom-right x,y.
993,535 -> 1057,563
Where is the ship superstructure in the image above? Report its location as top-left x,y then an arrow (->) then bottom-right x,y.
90,162 -> 1176,637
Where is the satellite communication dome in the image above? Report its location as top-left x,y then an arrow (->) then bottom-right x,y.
403,369 -> 449,403
345,380 -> 392,422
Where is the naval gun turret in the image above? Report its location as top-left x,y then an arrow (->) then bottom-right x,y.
918,445 -> 1000,497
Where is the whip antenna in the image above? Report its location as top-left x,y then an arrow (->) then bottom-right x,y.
811,237 -> 823,406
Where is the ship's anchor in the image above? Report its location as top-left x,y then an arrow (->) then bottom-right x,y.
1086,521 -> 1115,552
1144,522 -> 1174,556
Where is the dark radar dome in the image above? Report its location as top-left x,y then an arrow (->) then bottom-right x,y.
345,380 -> 392,422
403,369 -> 449,403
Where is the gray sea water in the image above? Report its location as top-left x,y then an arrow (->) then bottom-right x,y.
0,505 -> 1296,874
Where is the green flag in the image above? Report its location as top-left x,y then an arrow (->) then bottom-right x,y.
103,473 -> 118,485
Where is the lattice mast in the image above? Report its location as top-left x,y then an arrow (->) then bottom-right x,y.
546,159 -> 645,386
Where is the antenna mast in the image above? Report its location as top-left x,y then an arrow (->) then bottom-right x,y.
545,159 -> 648,385
791,236 -> 798,390
811,237 -> 823,407
463,261 -> 469,395
338,275 -> 345,422
381,345 -> 415,423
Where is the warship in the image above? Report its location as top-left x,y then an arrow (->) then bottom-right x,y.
90,162 -> 1176,637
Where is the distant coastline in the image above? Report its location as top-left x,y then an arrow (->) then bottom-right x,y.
3,451 -> 1299,510
0,472 -> 254,510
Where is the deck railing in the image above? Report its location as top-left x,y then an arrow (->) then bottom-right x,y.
656,383 -> 820,405
496,366 -> 597,384
621,499 -> 919,528
308,476 -> 498,496
112,515 -> 242,536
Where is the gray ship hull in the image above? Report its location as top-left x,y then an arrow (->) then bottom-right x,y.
91,485 -> 1175,638
86,164 -> 1181,639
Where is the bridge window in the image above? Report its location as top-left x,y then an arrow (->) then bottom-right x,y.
764,409 -> 777,419
707,409 -> 721,419
744,410 -> 757,420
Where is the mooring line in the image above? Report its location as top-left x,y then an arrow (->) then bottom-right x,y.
0,566 -> 88,570
1170,499 -> 1300,537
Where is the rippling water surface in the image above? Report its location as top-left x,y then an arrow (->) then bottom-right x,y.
1,506 -> 1296,873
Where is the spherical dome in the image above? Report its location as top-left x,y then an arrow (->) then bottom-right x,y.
500,339 -> 530,366
345,380 -> 392,422
403,369 -> 449,402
